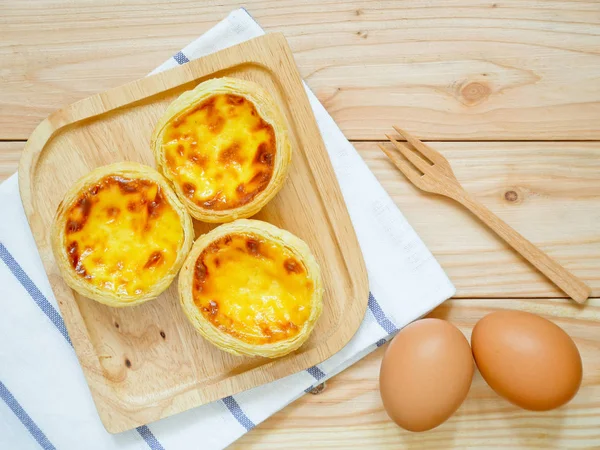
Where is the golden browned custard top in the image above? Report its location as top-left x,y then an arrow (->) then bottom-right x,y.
161,93 -> 276,211
64,175 -> 184,296
192,233 -> 314,345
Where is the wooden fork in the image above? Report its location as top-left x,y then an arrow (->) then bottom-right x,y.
379,126 -> 591,304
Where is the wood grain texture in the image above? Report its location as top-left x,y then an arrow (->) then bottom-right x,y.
2,0 -> 600,140
234,298 -> 600,449
4,1 -> 600,445
0,142 -> 21,181
358,141 -> 600,298
381,130 -> 591,303
6,141 -> 600,298
18,33 -> 368,433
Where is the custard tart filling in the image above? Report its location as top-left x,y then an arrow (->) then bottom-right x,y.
161,93 -> 276,211
63,175 -> 185,297
192,232 -> 314,345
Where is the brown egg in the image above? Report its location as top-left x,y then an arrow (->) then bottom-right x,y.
379,318 -> 474,432
471,310 -> 582,411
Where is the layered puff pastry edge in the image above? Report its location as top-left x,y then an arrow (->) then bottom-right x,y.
51,162 -> 194,307
151,77 -> 292,223
178,219 -> 323,358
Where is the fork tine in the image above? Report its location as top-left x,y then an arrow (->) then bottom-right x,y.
392,126 -> 446,166
386,134 -> 432,173
377,144 -> 423,186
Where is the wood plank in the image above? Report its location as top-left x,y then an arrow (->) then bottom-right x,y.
359,141 -> 600,298
0,142 -> 21,181
2,0 -> 600,140
234,298 -> 600,449
4,141 -> 599,297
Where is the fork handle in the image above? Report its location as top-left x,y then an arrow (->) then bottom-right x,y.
452,189 -> 591,303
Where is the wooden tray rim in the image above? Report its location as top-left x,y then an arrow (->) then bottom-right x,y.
18,33 -> 369,433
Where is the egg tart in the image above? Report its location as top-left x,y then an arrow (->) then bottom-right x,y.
51,162 -> 194,307
179,219 -> 323,358
151,77 -> 291,223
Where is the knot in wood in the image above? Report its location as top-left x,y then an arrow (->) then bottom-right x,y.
460,82 -> 491,105
504,190 -> 518,202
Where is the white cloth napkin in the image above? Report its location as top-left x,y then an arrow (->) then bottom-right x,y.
0,8 -> 455,450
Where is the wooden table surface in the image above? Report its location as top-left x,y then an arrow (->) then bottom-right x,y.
1,0 -> 599,448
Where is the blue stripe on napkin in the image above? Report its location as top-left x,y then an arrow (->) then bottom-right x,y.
375,338 -> 387,347
368,292 -> 398,334
306,366 -> 326,380
136,425 -> 165,450
304,365 -> 326,392
0,243 -> 72,346
173,51 -> 190,64
0,380 -> 57,450
222,396 -> 255,431
0,242 -> 165,450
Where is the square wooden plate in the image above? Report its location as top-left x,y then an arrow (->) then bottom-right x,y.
18,33 -> 369,433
